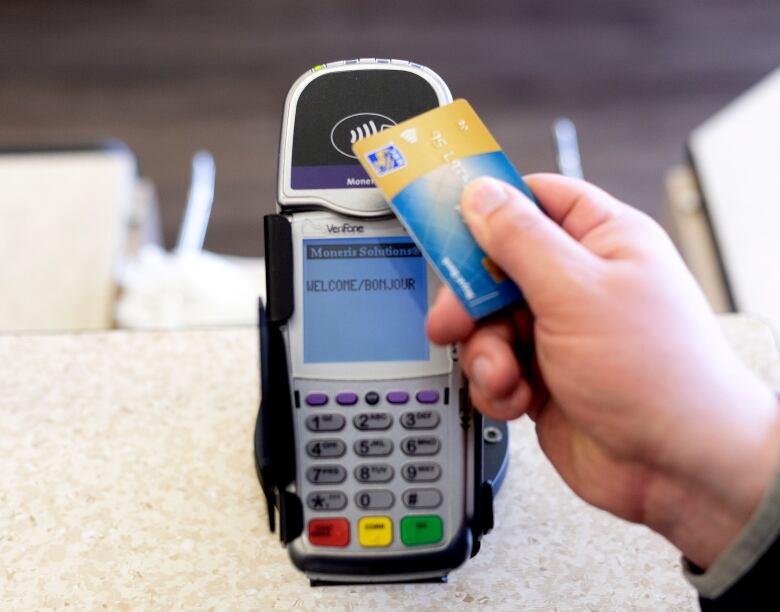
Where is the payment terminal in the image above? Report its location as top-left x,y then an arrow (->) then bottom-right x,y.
255,59 -> 508,585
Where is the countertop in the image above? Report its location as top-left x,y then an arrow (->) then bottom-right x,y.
2,315 -> 778,610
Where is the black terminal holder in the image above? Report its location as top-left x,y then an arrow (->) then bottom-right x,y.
254,213 -> 509,583
254,214 -> 302,544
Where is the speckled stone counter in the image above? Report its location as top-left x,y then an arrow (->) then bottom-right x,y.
1,316 -> 778,610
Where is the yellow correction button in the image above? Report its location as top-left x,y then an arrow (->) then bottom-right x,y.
358,516 -> 393,547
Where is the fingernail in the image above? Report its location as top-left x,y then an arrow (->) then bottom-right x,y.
464,178 -> 508,217
471,356 -> 492,390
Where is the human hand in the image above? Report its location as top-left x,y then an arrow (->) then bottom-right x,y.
427,174 -> 780,568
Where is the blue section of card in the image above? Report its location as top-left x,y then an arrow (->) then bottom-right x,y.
390,150 -> 535,319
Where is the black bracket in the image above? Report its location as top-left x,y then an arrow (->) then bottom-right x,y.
254,214 -> 303,544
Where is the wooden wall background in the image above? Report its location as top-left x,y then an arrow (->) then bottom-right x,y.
1,0 -> 779,255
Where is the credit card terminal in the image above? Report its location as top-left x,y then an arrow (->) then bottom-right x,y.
255,59 -> 506,585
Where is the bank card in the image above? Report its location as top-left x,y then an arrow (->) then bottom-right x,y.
353,98 -> 538,319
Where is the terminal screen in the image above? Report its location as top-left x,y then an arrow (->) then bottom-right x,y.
302,236 -> 429,363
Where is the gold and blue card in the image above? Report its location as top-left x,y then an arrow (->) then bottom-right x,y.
353,99 -> 538,319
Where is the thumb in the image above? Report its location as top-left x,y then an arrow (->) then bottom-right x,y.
461,176 -> 596,308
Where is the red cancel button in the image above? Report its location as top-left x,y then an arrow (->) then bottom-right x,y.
308,518 -> 350,547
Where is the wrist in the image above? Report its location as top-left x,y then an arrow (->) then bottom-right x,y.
644,470 -> 764,569
646,384 -> 780,568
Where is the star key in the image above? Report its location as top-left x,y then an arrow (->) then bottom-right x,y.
312,494 -> 325,509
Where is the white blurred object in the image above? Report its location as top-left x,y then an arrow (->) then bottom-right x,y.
0,145 -> 137,331
115,244 -> 265,329
688,66 -> 780,333
125,177 -> 163,258
117,149 -> 265,329
176,150 -> 216,253
552,117 -> 584,179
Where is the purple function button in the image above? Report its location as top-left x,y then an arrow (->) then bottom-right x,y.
336,392 -> 358,406
305,393 -> 329,407
386,391 -> 410,405
416,390 -> 440,404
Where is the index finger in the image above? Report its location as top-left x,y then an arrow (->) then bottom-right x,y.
426,285 -> 475,345
523,173 -> 622,242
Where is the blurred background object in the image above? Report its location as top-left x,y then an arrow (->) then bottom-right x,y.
176,150 -> 216,254
115,149 -> 265,330
665,66 -> 780,333
552,118 -> 584,180
2,0 -> 780,332
3,0 -> 779,257
0,145 -> 137,331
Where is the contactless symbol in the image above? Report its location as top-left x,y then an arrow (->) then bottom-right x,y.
365,144 -> 406,177
350,122 -> 378,143
400,128 -> 418,144
331,112 -> 396,159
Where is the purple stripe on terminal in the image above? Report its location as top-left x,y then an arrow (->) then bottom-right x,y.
336,392 -> 358,406
291,165 -> 376,190
306,392 -> 329,406
416,390 -> 440,404
386,391 -> 410,405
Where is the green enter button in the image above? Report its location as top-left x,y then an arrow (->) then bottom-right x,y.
400,515 -> 443,546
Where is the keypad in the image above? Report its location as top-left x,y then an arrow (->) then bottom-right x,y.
300,384 -> 448,549
354,438 -> 393,457
306,465 -> 347,484
401,436 -> 440,456
353,412 -> 392,431
400,410 -> 440,430
307,491 -> 347,511
355,463 -> 394,483
306,439 -> 346,458
355,489 -> 394,510
306,413 -> 345,432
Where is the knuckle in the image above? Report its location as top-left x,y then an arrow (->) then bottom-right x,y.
489,202 -> 541,244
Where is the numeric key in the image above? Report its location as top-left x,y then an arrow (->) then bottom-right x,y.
355,490 -> 394,510
401,462 -> 441,482
353,412 -> 392,431
354,438 -> 393,457
306,439 -> 346,458
354,463 -> 394,483
401,436 -> 440,456
306,465 -> 347,484
306,413 -> 345,432
400,410 -> 440,430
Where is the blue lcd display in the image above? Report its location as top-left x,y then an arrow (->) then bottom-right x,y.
303,236 -> 429,363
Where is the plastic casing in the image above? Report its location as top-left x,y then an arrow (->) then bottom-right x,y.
277,59 -> 452,218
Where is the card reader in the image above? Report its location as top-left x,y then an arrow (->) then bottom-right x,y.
254,59 -> 508,585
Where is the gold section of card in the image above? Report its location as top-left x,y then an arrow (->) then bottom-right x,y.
353,99 -> 502,199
